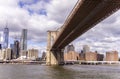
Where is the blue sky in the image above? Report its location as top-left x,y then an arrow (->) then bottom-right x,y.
0,0 -> 120,57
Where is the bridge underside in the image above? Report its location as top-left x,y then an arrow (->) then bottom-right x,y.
46,0 -> 120,65
52,0 -> 120,50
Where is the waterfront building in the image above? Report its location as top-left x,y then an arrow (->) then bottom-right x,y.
19,29 -> 27,59
20,29 -> 27,51
6,48 -> 12,60
66,44 -> 75,53
1,49 -> 5,60
27,49 -> 38,60
20,50 -> 27,59
11,40 -> 20,59
83,45 -> 90,53
97,53 -> 104,61
0,49 -> 2,60
3,26 -> 9,49
0,44 -> 2,49
0,33 -> 3,49
64,51 -> 79,61
79,50 -> 85,60
85,52 -> 97,61
2,48 -> 11,60
13,40 -> 20,58
42,52 -> 46,60
10,44 -> 14,59
106,51 -> 119,61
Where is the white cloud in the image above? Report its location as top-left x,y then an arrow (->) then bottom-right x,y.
46,0 -> 78,23
72,9 -> 120,55
0,0 -> 78,52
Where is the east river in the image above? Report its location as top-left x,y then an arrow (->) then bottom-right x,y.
0,64 -> 120,79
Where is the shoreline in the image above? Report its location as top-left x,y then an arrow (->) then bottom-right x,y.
0,60 -> 46,65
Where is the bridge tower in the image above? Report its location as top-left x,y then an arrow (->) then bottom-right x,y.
46,31 -> 64,65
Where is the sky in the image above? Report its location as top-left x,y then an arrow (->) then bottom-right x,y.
0,0 -> 120,56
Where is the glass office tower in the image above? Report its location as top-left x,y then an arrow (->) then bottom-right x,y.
3,27 -> 9,49
20,29 -> 27,50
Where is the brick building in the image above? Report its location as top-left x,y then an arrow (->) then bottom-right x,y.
64,51 -> 79,61
106,51 -> 119,61
97,53 -> 104,61
85,52 -> 97,61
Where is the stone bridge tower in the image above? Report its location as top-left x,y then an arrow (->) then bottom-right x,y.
46,31 -> 64,65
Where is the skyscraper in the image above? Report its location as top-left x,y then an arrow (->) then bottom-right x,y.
3,26 -> 9,49
20,29 -> 27,51
0,44 -> 2,49
83,45 -> 90,53
10,44 -> 14,59
13,40 -> 20,58
0,33 -> 3,49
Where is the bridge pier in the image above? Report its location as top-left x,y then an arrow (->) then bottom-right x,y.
46,49 -> 64,65
49,50 -> 64,65
46,31 -> 64,65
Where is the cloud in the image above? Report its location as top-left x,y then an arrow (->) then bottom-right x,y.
72,10 -> 120,55
0,0 -> 78,53
46,0 -> 78,23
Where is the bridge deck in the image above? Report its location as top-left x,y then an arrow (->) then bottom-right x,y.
51,0 -> 120,50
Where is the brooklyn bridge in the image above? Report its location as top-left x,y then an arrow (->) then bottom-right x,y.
46,0 -> 120,65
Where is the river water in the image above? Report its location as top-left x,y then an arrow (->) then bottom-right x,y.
0,64 -> 120,79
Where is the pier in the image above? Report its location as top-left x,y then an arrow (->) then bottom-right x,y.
79,61 -> 120,65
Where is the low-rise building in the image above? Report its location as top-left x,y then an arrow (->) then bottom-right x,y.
27,49 -> 38,60
85,52 -> 97,61
20,50 -> 27,59
2,48 -> 12,60
42,52 -> 46,61
106,51 -> 119,61
64,51 -> 79,61
79,50 -> 85,60
97,53 -> 104,61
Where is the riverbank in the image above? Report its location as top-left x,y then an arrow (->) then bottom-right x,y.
0,60 -> 46,65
